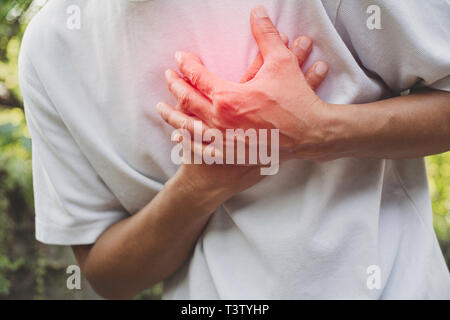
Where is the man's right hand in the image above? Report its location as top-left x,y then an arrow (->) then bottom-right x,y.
157,32 -> 328,203
72,16 -> 329,300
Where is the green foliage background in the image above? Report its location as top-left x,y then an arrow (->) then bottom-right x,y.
0,0 -> 161,300
0,0 -> 448,299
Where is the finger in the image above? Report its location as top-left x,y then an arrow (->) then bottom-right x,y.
190,140 -> 224,165
156,103 -> 223,163
240,54 -> 263,83
175,51 -> 227,99
240,32 -> 289,83
165,69 -> 214,121
201,140 -> 224,163
172,130 -> 208,165
250,5 -> 288,60
289,36 -> 312,68
304,61 -> 328,91
156,102 -> 212,137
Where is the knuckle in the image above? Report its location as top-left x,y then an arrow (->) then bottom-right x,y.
214,95 -> 235,118
211,88 -> 243,128
178,91 -> 191,108
259,20 -> 279,36
277,51 -> 297,65
189,70 -> 202,88
178,58 -> 187,72
267,51 -> 297,71
180,118 -> 190,130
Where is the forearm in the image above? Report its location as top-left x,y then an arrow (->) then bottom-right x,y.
330,89 -> 450,159
73,170 -> 224,299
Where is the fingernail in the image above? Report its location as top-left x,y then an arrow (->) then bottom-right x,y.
253,6 -> 268,18
175,51 -> 183,64
315,62 -> 328,76
298,37 -> 312,50
156,102 -> 164,113
165,69 -> 172,81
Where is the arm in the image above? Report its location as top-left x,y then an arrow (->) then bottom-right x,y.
73,169 -> 222,300
327,88 -> 450,160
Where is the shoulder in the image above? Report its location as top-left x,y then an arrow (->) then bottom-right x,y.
21,1 -> 70,56
337,0 -> 450,60
338,0 -> 450,32
336,0 -> 450,91
19,0 -> 98,72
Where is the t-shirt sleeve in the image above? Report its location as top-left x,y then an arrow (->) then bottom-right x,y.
336,0 -> 450,93
19,52 -> 128,246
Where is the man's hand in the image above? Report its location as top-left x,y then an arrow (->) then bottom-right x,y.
160,5 -> 450,162
159,5 -> 332,162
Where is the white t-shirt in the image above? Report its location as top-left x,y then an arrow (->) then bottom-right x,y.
19,0 -> 450,299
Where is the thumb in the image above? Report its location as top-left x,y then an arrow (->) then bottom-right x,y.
240,32 -> 289,83
250,5 -> 287,60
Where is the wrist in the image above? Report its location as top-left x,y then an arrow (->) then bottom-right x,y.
324,102 -> 372,159
319,102 -> 358,159
169,166 -> 230,214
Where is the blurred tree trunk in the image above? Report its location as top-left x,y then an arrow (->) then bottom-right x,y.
0,82 -> 22,109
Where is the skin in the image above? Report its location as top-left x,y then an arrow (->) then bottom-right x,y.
160,6 -> 450,163
72,11 -> 328,299
73,5 -> 450,300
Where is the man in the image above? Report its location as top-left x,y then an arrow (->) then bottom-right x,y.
19,0 -> 450,299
